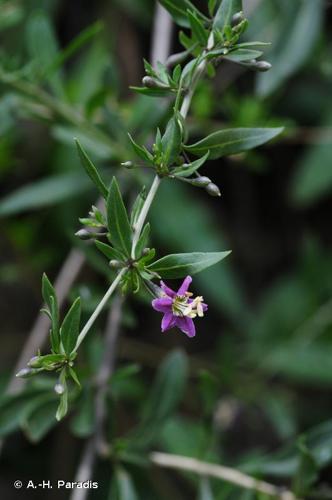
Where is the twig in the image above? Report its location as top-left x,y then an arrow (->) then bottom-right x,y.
70,294 -> 124,500
150,452 -> 299,500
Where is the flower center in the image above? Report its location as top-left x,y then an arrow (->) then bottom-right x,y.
172,294 -> 205,319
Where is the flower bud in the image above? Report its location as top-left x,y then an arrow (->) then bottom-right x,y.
254,61 -> 272,72
28,356 -> 40,367
142,76 -> 168,89
142,247 -> 151,256
54,382 -> 65,395
205,182 -> 221,197
190,176 -> 211,187
109,259 -> 125,269
231,11 -> 244,26
166,51 -> 189,69
16,368 -> 34,378
75,229 -> 92,240
121,161 -> 135,169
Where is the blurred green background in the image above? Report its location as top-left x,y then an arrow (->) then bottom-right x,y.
0,0 -> 332,498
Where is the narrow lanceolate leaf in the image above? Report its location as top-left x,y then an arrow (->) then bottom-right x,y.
95,241 -> 125,262
224,49 -> 263,62
148,251 -> 231,278
42,274 -> 60,352
60,298 -> 81,355
172,151 -> 209,177
184,127 -> 284,160
161,114 -> 182,166
107,177 -> 132,256
213,0 -> 243,30
128,134 -> 153,164
187,10 -> 208,47
135,223 -> 150,259
159,0 -> 206,28
75,139 -> 108,199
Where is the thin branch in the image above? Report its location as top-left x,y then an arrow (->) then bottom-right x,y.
150,452 -> 299,500
73,268 -> 126,352
70,294 -> 124,500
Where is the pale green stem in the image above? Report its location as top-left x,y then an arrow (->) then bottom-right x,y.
73,268 -> 126,352
131,174 -> 161,258
129,33 -> 215,258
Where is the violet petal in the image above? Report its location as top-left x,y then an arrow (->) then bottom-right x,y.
177,275 -> 193,296
175,316 -> 196,338
160,281 -> 176,298
152,297 -> 173,313
161,312 -> 176,332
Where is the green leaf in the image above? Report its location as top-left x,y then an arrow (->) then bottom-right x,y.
158,0 -> 206,28
26,10 -> 64,97
256,0 -> 323,97
95,241 -> 126,262
70,388 -> 95,438
130,86 -> 172,97
172,151 -> 209,177
42,273 -> 56,312
128,133 -> 153,163
224,49 -> 263,62
208,0 -> 217,17
132,350 -> 188,447
75,139 -> 108,199
184,127 -> 283,159
148,251 -> 231,278
0,389 -> 53,438
293,437 -> 318,497
187,10 -> 208,47
0,172 -> 92,216
135,223 -> 150,259
42,274 -> 60,353
161,113 -> 183,166
290,106 -> 332,206
60,298 -> 81,355
23,398 -> 58,443
213,0 -> 243,30
47,21 -> 103,75
107,178 -> 132,256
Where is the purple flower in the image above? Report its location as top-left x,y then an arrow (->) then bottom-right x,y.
152,276 -> 208,338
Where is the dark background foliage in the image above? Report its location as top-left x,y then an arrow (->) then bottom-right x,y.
0,0 -> 332,498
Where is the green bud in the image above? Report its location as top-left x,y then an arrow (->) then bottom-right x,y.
28,356 -> 40,367
109,259 -> 125,269
231,11 -> 244,26
142,76 -> 168,89
190,176 -> 212,187
75,229 -> 92,240
254,60 -> 272,72
142,247 -> 151,256
16,368 -> 35,378
121,161 -> 135,169
205,182 -> 221,197
166,50 -> 189,69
